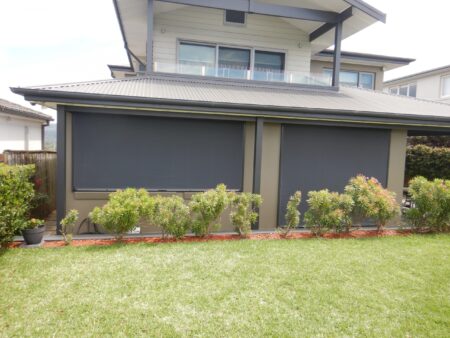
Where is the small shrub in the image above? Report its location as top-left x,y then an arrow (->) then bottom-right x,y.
406,176 -> 450,232
280,191 -> 301,237
90,188 -> 148,240
60,209 -> 79,245
190,184 -> 230,237
344,175 -> 400,231
151,195 -> 191,239
304,189 -> 353,236
0,164 -> 35,247
229,193 -> 262,237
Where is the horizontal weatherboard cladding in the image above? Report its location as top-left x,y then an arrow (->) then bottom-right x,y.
72,112 -> 244,191
278,124 -> 390,225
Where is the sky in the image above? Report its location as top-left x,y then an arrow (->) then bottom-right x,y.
0,0 -> 449,121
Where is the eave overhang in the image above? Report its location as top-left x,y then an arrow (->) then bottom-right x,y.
10,86 -> 450,132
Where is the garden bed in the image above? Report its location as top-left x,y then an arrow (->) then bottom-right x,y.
10,229 -> 412,248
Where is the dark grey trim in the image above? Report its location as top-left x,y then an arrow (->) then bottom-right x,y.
252,118 -> 264,230
332,22 -> 343,87
56,105 -> 66,234
147,0 -> 154,73
112,0 -> 134,71
344,0 -> 386,23
315,50 -> 415,65
309,7 -> 353,42
11,88 -> 450,129
159,0 -> 340,22
252,118 -> 263,195
108,65 -> 133,72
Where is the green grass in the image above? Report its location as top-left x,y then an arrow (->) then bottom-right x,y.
1,235 -> 449,337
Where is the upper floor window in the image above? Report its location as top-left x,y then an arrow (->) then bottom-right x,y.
389,83 -> 417,98
177,41 -> 286,81
441,75 -> 450,98
323,69 -> 375,89
224,10 -> 246,25
178,42 -> 216,75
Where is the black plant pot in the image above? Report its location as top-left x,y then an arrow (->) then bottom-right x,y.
22,225 -> 45,245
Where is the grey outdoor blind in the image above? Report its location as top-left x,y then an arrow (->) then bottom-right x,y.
72,113 -> 244,191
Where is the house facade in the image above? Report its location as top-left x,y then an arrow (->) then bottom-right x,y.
0,98 -> 52,155
384,64 -> 450,104
11,0 -> 450,233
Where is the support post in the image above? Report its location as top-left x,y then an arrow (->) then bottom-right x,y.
146,0 -> 154,73
252,118 -> 264,230
56,105 -> 66,234
332,21 -> 343,87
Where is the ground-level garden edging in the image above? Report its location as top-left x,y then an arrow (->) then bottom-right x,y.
9,228 -> 412,248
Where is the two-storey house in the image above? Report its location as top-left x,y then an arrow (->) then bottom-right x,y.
384,64 -> 450,104
12,0 -> 450,232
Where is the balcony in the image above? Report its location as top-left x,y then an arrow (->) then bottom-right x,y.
152,62 -> 332,87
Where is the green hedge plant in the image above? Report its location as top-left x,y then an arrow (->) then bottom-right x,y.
344,175 -> 400,231
90,188 -> 148,240
304,189 -> 353,236
280,191 -> 301,237
190,184 -> 230,237
406,176 -> 450,233
229,192 -> 262,237
0,164 -> 35,247
406,145 -> 450,181
151,195 -> 191,239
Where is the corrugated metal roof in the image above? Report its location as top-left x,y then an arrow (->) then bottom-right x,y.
18,74 -> 450,122
0,98 -> 53,121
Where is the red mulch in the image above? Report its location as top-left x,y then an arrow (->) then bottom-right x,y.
8,229 -> 412,249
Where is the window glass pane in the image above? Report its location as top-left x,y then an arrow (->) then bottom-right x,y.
323,69 -> 333,86
254,51 -> 285,81
399,86 -> 408,96
218,47 -> 250,79
389,87 -> 398,95
340,71 -> 358,87
178,43 -> 216,75
408,84 -> 417,97
359,72 -> 375,89
442,76 -> 450,97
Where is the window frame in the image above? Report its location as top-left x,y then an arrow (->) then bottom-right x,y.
441,75 -> 450,98
176,39 -> 287,80
389,83 -> 417,98
323,68 -> 376,89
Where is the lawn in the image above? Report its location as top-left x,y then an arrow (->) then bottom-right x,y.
1,235 -> 449,337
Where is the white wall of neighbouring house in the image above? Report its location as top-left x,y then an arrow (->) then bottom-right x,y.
0,112 -> 44,153
152,6 -> 312,74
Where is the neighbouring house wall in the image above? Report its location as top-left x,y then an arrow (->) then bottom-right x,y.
310,60 -> 384,90
384,71 -> 450,103
0,113 -> 43,153
65,112 -> 256,234
152,6 -> 312,73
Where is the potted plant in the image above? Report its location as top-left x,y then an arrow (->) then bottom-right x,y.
22,218 -> 45,245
